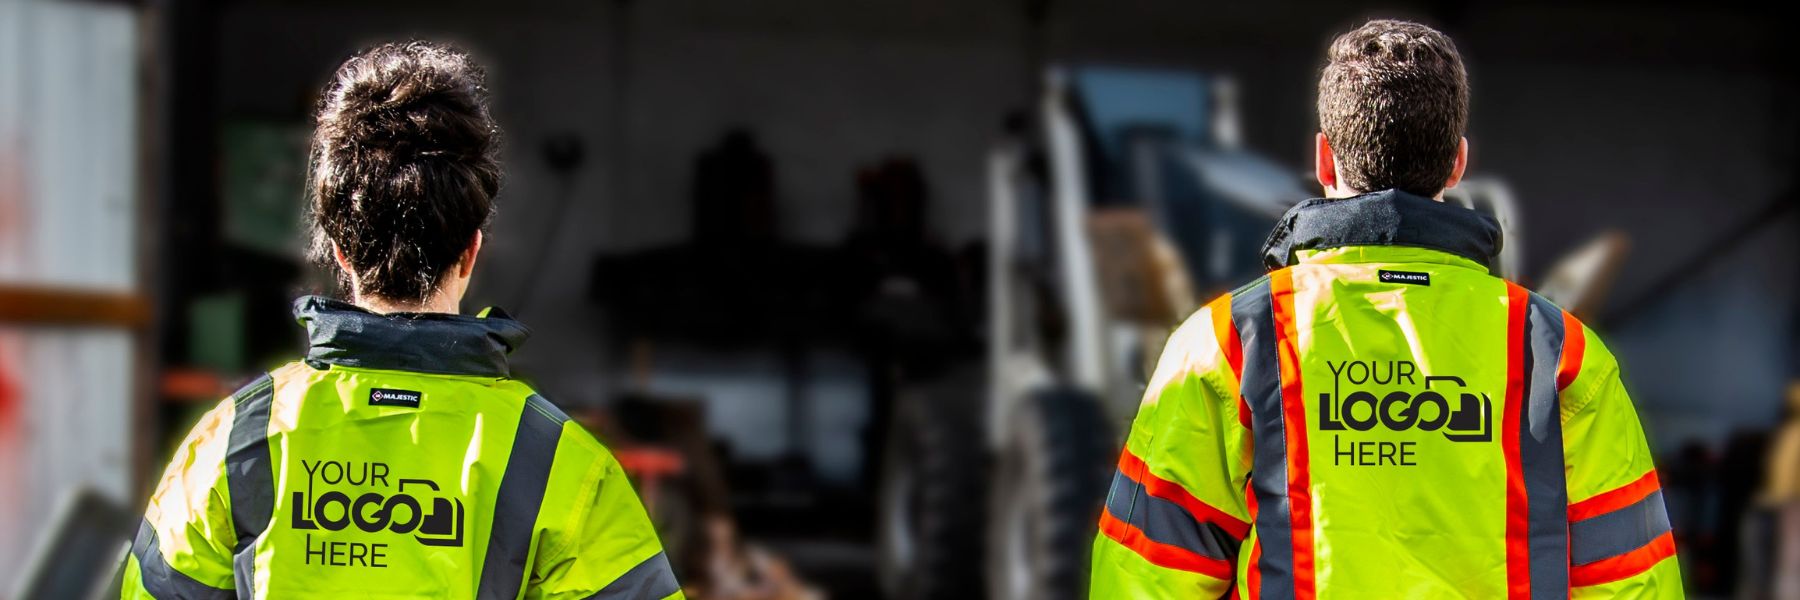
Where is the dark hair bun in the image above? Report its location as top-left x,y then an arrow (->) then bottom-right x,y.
308,41 -> 501,303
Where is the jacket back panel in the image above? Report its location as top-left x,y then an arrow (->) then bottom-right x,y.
253,362 -> 538,599
1282,249 -> 1512,597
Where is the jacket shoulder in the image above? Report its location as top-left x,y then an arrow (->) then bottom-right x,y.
1514,294 -> 1625,417
515,391 -> 616,464
1144,291 -> 1245,401
228,370 -> 278,404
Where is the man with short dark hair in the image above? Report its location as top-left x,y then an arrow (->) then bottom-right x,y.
1090,20 -> 1680,598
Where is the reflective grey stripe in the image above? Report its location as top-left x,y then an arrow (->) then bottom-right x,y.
129,519 -> 233,600
1105,464 -> 1135,519
1231,278 -> 1294,599
1103,469 -> 1240,560
1522,296 -> 1570,597
477,394 -> 569,599
225,374 -> 275,598
232,550 -> 256,599
1570,490 -> 1672,566
585,552 -> 681,600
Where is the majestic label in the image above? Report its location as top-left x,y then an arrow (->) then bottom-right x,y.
291,459 -> 464,568
368,388 -> 422,408
1378,270 -> 1431,285
1319,360 -> 1492,467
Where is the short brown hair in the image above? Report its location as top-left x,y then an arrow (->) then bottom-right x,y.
1317,20 -> 1468,197
308,41 -> 501,303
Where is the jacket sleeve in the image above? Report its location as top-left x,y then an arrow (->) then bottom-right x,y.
1091,294 -> 1253,599
526,432 -> 684,600
121,400 -> 239,599
1559,318 -> 1683,599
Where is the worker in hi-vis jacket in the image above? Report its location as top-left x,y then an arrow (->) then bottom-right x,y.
1091,20 -> 1680,599
122,41 -> 680,600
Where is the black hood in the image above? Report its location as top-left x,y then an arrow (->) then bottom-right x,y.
1260,189 -> 1503,272
293,296 -> 531,378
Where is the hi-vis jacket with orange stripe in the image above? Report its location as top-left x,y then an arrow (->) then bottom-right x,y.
122,297 -> 682,600
1091,190 -> 1681,599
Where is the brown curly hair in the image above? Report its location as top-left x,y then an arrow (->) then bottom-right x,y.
307,41 -> 502,302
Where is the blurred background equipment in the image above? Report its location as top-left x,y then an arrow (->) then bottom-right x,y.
955,66 -> 1310,600
2,0 -> 1796,598
1743,383 -> 1800,598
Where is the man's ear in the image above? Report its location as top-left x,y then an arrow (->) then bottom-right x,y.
1443,136 -> 1469,192
332,242 -> 354,276
457,230 -> 483,278
1315,132 -> 1338,192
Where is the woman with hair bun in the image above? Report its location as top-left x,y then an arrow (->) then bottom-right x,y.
122,41 -> 682,600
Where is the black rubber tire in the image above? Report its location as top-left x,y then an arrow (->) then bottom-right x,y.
986,388 -> 1116,600
876,379 -> 990,600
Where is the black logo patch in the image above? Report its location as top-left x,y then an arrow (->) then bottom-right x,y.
1379,270 -> 1431,286
368,388 -> 422,408
292,459 -> 466,568
1319,360 -> 1494,468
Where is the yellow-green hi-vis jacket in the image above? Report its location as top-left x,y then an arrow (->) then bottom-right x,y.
123,297 -> 682,600
1092,190 -> 1682,599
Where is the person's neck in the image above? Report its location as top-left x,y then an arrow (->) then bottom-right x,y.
354,292 -> 461,316
1326,186 -> 1446,201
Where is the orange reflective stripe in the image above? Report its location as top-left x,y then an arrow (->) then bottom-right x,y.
1244,478 -> 1261,600
1212,293 -> 1244,380
1269,269 -> 1315,600
1502,282 -> 1530,599
1556,311 -> 1585,391
1117,450 -> 1252,539
1237,394 -> 1254,431
1210,293 -> 1254,432
1206,292 -> 1252,431
1570,531 -> 1675,587
1098,510 -> 1235,579
1569,471 -> 1661,521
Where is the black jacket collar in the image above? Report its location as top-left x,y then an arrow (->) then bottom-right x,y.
1260,189 -> 1502,272
293,296 -> 530,378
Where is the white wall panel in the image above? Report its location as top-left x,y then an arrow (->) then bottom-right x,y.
0,0 -> 140,591
0,0 -> 137,291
